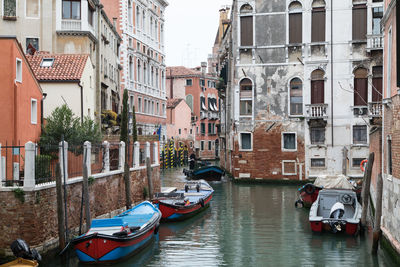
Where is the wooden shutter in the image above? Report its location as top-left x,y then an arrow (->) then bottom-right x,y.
354,78 -> 368,106
312,8 -> 325,42
311,80 -> 324,104
289,13 -> 302,44
352,5 -> 367,40
240,16 -> 253,46
372,78 -> 382,102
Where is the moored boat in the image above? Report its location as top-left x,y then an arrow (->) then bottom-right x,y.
295,175 -> 358,208
72,201 -> 161,264
309,189 -> 361,235
153,180 -> 214,222
0,258 -> 38,267
184,165 -> 225,181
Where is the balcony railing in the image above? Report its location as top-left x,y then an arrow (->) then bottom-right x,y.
61,19 -> 82,31
305,104 -> 328,119
367,34 -> 383,50
368,102 -> 382,117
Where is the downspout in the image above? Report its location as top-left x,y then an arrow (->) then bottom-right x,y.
96,3 -> 102,123
330,0 -> 334,147
170,69 -> 173,98
80,82 -> 84,124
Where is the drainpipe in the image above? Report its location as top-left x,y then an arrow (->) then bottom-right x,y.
330,0 -> 334,147
41,93 -> 47,128
169,69 -> 173,98
80,82 -> 84,124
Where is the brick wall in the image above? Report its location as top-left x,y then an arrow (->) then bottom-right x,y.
369,126 -> 382,190
0,166 -> 160,257
232,123 -> 305,180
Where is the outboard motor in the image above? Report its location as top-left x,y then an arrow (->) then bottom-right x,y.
10,239 -> 41,261
329,202 -> 345,233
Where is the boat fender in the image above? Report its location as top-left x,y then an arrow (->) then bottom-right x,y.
294,199 -> 304,208
304,184 -> 315,195
154,224 -> 160,235
196,184 -> 200,192
130,226 -> 141,232
360,159 -> 368,172
185,185 -> 189,192
30,248 -> 42,262
199,198 -> 205,207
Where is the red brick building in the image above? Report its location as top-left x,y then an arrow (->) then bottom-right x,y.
166,65 -> 220,160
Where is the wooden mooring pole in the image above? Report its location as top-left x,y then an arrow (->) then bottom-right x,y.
82,160 -> 91,232
372,173 -> 383,254
146,157 -> 153,200
361,152 -> 374,228
55,163 -> 66,250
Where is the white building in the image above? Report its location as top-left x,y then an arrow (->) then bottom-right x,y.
218,0 -> 383,180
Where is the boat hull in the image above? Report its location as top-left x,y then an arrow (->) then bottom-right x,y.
191,166 -> 224,181
310,220 -> 360,235
158,194 -> 213,222
74,225 -> 158,264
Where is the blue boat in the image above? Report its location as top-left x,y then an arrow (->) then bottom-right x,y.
72,201 -> 161,264
184,165 -> 225,181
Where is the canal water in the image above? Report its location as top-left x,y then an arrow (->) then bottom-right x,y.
46,168 -> 395,266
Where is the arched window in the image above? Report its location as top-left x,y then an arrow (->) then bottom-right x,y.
354,67 -> 368,106
200,93 -> 206,111
129,56 -> 133,81
186,94 -> 193,111
151,66 -> 154,87
240,4 -> 253,46
156,68 -> 159,89
136,7 -> 140,29
289,1 -> 302,44
137,60 -> 141,83
290,78 -> 303,115
150,17 -> 154,38
142,11 -> 146,33
311,69 -> 325,104
143,62 -> 147,84
240,78 -> 253,116
311,0 -> 326,42
128,1 -> 133,26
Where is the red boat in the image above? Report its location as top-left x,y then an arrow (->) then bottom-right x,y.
153,181 -> 213,222
309,189 -> 361,235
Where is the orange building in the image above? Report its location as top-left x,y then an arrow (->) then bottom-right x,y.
0,37 -> 42,146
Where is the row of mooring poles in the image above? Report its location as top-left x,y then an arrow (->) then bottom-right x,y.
161,140 -> 189,169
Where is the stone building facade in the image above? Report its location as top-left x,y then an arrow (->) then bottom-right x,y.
102,0 -> 168,140
218,0 -> 383,180
166,66 -> 220,160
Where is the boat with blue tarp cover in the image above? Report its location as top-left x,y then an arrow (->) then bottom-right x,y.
72,201 -> 161,264
153,180 -> 214,222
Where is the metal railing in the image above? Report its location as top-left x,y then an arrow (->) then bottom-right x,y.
0,144 -> 25,187
305,104 -> 328,119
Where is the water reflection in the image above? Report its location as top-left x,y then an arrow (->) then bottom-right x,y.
44,169 -> 394,266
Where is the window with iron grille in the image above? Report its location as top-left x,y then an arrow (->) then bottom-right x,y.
311,158 -> 325,167
290,78 -> 303,115
310,127 -> 325,144
353,125 -> 367,144
240,133 -> 252,150
282,133 -> 296,151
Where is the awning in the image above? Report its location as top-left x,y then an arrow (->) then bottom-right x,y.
201,101 -> 207,110
209,104 -> 215,111
213,103 -> 218,111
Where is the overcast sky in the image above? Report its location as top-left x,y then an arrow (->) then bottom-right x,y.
164,0 -> 232,68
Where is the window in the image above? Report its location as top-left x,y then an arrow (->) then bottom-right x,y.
178,129 -> 181,135
156,102 -> 159,115
352,158 -> 364,168
31,99 -> 37,124
353,125 -> 367,144
310,127 -> 325,144
200,79 -> 205,87
282,161 -> 297,175
240,4 -> 253,46
282,133 -> 296,151
311,69 -> 325,104
129,57 -> 134,81
88,4 -> 94,26
162,103 -> 165,116
289,1 -> 302,44
311,158 -> 325,167
208,123 -> 211,134
3,0 -> 16,17
240,133 -> 252,150
200,123 -> 205,135
200,95 -> 206,111
240,78 -> 252,116
290,78 -> 303,115
138,98 -> 142,112
26,0 -> 39,17
41,58 -> 54,67
186,79 -> 192,86
387,136 -> 392,175
311,0 -> 326,42
208,141 -> 212,150
201,141 -> 204,151
16,58 -> 22,83
372,7 -> 383,35
352,3 -> 367,40
26,38 -> 39,54
372,66 -> 383,102
354,68 -> 368,106
62,0 -> 81,20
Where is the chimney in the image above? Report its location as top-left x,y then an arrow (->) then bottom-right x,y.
201,62 -> 207,75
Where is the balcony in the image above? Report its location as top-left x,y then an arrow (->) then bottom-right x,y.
368,102 -> 382,117
200,111 -> 207,120
367,34 -> 383,51
61,19 -> 82,31
305,104 -> 328,120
